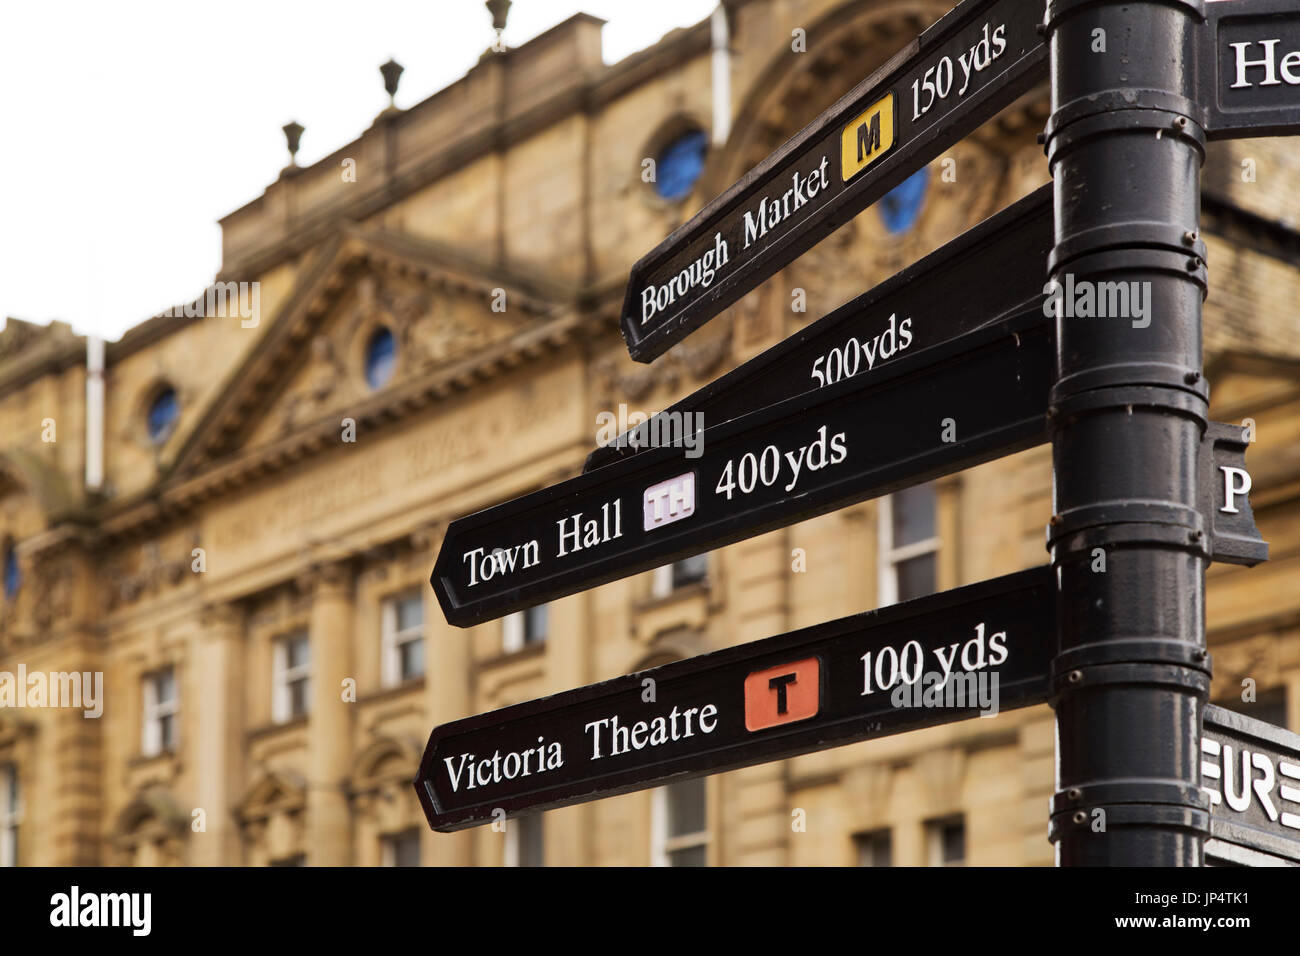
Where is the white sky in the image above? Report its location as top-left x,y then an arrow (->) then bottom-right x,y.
0,0 -> 716,341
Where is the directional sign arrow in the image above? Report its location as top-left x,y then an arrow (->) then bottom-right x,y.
590,184 -> 1053,473
416,565 -> 1055,832
432,313 -> 1053,627
620,0 -> 1047,362
1201,0 -> 1300,139
1202,703 -> 1300,865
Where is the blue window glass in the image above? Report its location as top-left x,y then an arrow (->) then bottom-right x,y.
146,387 -> 179,443
365,327 -> 397,390
655,128 -> 709,201
880,167 -> 929,234
3,544 -> 18,602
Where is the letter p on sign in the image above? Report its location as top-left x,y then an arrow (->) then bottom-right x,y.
1220,465 -> 1252,514
745,658 -> 821,731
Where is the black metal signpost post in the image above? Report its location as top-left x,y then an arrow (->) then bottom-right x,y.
1044,0 -> 1215,867
416,0 -> 1296,867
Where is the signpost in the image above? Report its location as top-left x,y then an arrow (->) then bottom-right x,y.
620,0 -> 1048,362
417,566 -> 1054,831
417,0 -> 1289,867
433,314 -> 1052,627
590,184 -> 1054,472
1202,704 -> 1300,866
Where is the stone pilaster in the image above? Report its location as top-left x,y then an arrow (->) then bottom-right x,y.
421,522 -> 473,866
539,588 -> 589,865
194,601 -> 245,865
721,532 -> 792,866
304,559 -> 355,865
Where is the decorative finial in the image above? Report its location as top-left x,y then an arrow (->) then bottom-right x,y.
486,0 -> 511,51
282,121 -> 304,166
380,59 -> 404,107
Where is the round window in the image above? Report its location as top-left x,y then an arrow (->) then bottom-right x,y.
880,167 -> 930,234
3,543 -> 19,602
365,326 -> 397,390
654,128 -> 709,201
146,386 -> 180,444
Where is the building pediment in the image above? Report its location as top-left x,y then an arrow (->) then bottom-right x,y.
165,225 -> 577,486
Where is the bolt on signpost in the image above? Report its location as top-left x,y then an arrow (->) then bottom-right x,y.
414,0 -> 1296,867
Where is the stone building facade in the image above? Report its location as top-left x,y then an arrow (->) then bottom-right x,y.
1,0 -> 1299,866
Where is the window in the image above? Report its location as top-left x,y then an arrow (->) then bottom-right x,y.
878,484 -> 939,606
855,829 -> 893,867
382,592 -> 424,686
504,813 -> 544,867
652,777 -> 708,866
654,127 -> 708,200
382,829 -> 421,867
146,385 -> 180,443
651,554 -> 708,598
0,765 -> 19,867
503,604 -> 547,653
142,667 -> 178,757
926,816 -> 966,866
273,631 -> 311,723
364,326 -> 397,390
2,542 -> 17,602
880,167 -> 929,234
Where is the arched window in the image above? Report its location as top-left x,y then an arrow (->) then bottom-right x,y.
880,167 -> 930,234
365,327 -> 397,390
146,386 -> 180,444
2,542 -> 18,602
654,127 -> 709,201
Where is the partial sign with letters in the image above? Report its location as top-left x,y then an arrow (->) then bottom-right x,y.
1201,0 -> 1300,138
1203,703 -> 1300,865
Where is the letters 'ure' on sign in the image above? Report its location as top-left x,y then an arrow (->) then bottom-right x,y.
415,566 -> 1055,831
432,313 -> 1053,627
589,185 -> 1054,473
619,0 -> 1047,362
1202,703 -> 1300,866
1201,0 -> 1300,138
